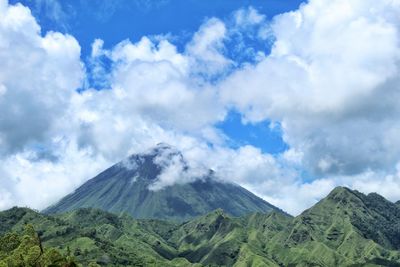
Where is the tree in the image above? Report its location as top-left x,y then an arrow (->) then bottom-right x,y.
0,224 -> 79,266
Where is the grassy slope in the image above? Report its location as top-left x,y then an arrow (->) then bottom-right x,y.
2,187 -> 400,266
0,207 -> 186,266
265,187 -> 400,266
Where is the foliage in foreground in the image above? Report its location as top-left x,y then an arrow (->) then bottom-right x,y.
0,224 -> 78,267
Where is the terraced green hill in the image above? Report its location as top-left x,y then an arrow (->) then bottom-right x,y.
44,144 -> 279,222
2,187 -> 400,266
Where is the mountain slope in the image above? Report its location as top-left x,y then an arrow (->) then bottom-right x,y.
2,187 -> 400,266
169,209 -> 292,266
0,207 -> 291,266
0,207 -> 190,266
265,187 -> 400,266
44,144 -> 279,221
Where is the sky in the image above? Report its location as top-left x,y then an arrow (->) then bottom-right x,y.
1,0 -> 400,215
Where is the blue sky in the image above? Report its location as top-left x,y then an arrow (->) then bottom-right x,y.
216,111 -> 288,154
15,0 -> 304,53
2,0 -> 400,214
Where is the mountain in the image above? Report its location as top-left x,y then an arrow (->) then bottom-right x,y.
44,144 -> 279,221
0,207 -> 186,266
265,186 -> 400,266
2,187 -> 400,266
168,187 -> 400,266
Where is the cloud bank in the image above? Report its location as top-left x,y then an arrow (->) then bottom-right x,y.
222,0 -> 400,177
1,0 -> 400,215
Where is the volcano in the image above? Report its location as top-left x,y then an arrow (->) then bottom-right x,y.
44,144 -> 280,221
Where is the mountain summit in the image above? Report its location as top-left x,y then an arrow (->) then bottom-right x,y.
44,144 -> 279,221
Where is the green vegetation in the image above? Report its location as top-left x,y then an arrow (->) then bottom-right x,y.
0,224 -> 77,266
1,187 -> 400,266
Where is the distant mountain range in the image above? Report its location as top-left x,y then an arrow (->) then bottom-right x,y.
1,187 -> 400,266
44,144 -> 279,221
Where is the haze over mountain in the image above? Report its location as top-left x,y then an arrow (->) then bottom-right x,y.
2,187 -> 400,266
44,144 -> 279,221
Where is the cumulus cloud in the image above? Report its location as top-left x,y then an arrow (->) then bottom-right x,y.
0,0 -> 95,206
232,6 -> 270,41
0,140 -> 108,210
73,33 -> 227,160
0,0 -> 97,209
186,18 -> 231,76
0,0 -> 83,155
221,0 -> 400,177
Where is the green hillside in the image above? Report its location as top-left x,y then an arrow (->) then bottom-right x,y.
1,187 -> 400,266
263,187 -> 400,266
44,144 -> 279,222
0,223 -> 78,267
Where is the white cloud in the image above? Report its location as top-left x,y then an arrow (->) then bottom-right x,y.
158,144 -> 306,214
0,190 -> 12,211
221,0 -> 400,176
73,33 -> 227,160
0,0 -> 89,209
272,167 -> 400,215
149,145 -> 209,191
0,0 -> 83,155
234,6 -> 265,27
186,18 -> 231,75
0,140 -> 108,210
91,38 -> 104,58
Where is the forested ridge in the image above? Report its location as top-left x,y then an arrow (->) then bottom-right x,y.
1,187 -> 400,266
